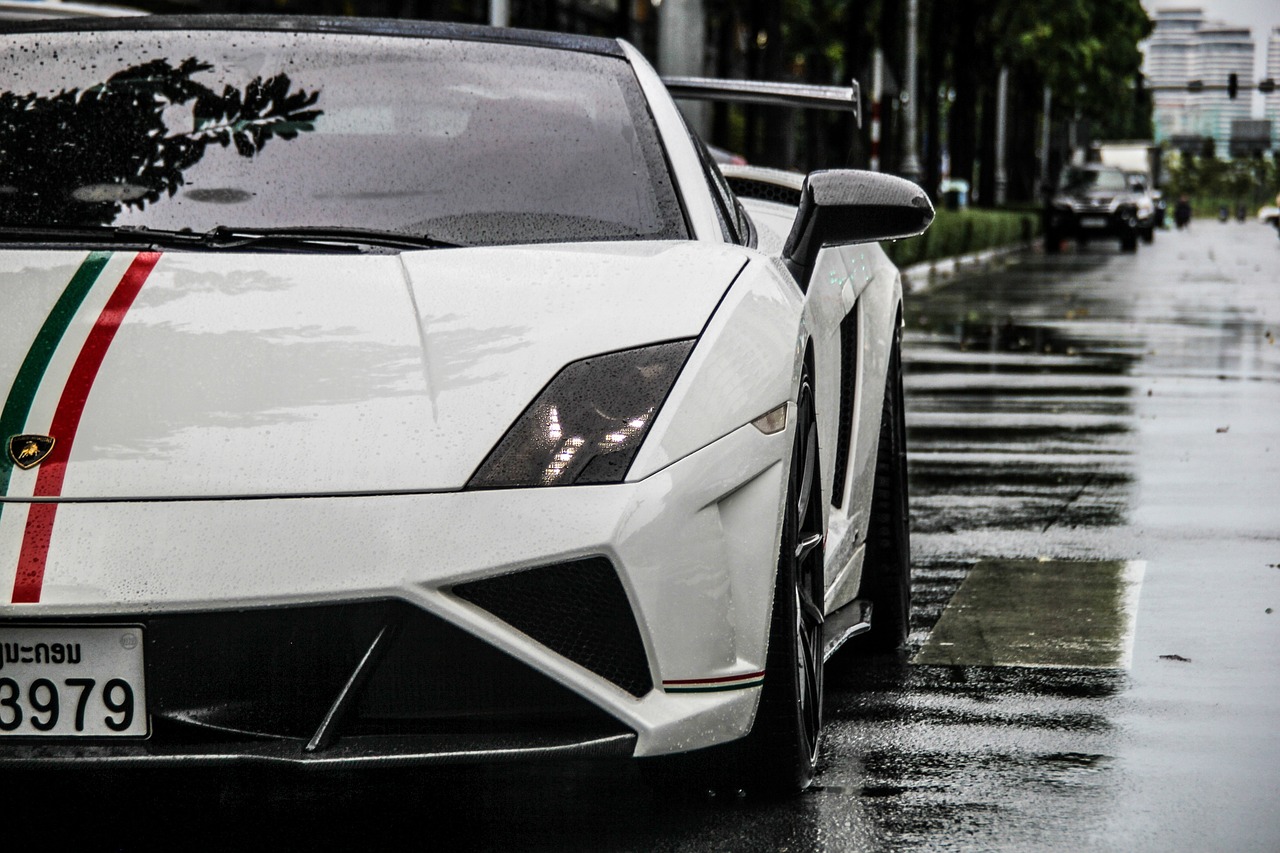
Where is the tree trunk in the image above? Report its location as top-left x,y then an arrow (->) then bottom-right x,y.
949,0 -> 977,194
977,84 -> 996,205
923,0 -> 946,198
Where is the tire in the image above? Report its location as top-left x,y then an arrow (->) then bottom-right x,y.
858,325 -> 911,652
1121,231 -> 1138,252
1141,226 -> 1155,244
642,367 -> 825,798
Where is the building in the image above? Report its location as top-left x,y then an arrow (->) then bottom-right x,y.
1147,8 -> 1204,144
1268,26 -> 1280,150
1146,8 -> 1257,156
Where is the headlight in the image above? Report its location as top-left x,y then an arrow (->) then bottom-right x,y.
467,339 -> 695,488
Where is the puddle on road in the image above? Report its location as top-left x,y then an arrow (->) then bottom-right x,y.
913,560 -> 1145,669
911,314 -> 1142,364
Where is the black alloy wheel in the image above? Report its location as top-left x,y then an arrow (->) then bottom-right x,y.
778,369 -> 826,780
736,368 -> 828,795
1043,228 -> 1061,254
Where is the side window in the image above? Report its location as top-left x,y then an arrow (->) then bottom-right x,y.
689,133 -> 737,242
689,133 -> 755,247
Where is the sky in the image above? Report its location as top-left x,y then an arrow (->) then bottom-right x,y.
1141,0 -> 1279,116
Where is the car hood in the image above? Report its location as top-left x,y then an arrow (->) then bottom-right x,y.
0,243 -> 746,499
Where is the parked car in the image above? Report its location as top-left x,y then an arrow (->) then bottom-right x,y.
1044,165 -> 1146,253
0,15 -> 930,795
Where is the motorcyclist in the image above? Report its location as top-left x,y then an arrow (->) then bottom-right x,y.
1174,195 -> 1192,229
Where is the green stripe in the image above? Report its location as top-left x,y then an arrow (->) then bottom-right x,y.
0,252 -> 111,514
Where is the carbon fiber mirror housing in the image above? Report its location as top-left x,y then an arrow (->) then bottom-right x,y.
783,170 -> 934,281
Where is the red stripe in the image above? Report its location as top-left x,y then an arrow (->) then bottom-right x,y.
12,253 -> 160,603
662,670 -> 766,686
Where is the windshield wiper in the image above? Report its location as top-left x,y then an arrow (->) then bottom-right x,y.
199,225 -> 461,251
0,224 -> 460,252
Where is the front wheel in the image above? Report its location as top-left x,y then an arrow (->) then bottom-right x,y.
738,368 -> 826,794
1043,229 -> 1061,254
642,368 -> 825,798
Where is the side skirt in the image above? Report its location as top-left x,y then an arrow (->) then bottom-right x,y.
822,598 -> 873,662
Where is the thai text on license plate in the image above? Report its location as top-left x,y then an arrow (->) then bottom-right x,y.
0,625 -> 147,737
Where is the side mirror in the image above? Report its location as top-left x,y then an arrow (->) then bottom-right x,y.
783,170 -> 934,281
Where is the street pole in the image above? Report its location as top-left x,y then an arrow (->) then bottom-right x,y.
657,0 -> 709,137
900,0 -> 922,182
870,49 -> 884,172
1040,85 -> 1052,197
489,0 -> 509,27
995,65 -> 1009,205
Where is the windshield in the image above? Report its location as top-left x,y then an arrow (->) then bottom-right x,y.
0,30 -> 687,246
1059,168 -> 1128,193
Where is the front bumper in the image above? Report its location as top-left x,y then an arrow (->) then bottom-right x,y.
1045,207 -> 1139,238
0,416 -> 792,766
0,599 -> 638,767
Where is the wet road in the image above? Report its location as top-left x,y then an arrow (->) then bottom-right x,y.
23,222 -> 1280,850
848,219 -> 1280,851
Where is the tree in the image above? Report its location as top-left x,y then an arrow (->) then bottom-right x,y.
935,0 -> 1151,203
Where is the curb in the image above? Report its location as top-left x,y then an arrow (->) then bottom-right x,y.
900,241 -> 1036,294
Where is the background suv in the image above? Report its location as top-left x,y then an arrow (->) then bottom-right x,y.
1044,165 -> 1145,253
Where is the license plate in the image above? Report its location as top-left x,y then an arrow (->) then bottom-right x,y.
0,626 -> 147,737
1080,216 -> 1108,228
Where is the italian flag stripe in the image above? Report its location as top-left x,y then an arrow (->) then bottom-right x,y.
662,671 -> 766,693
0,252 -> 111,512
9,252 -> 160,603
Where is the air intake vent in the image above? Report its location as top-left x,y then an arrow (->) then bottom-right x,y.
726,176 -> 802,207
453,557 -> 653,697
832,308 -> 858,509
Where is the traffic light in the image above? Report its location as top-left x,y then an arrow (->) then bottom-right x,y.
1228,73 -> 1238,99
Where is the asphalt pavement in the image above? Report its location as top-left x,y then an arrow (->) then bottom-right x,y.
834,216 -> 1280,852
15,218 -> 1280,851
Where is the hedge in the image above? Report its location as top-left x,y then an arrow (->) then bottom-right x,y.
882,207 -> 1041,268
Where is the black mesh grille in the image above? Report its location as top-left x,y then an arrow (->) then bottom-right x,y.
453,557 -> 653,697
726,176 -> 802,207
3,601 -> 629,748
832,309 -> 858,509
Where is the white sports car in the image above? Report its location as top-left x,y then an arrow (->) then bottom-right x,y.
0,16 -> 930,794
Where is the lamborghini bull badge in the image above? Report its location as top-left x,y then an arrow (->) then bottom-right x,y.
8,435 -> 55,470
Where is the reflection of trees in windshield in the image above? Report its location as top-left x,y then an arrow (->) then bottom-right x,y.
0,58 -> 321,227
1061,169 -> 1126,193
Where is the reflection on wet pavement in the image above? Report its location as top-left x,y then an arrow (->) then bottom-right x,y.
913,560 -> 1144,668
831,223 -> 1280,852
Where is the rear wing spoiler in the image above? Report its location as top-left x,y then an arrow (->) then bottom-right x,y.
660,77 -> 861,128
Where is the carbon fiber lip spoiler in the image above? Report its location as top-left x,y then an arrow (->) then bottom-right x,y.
661,77 -> 861,127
